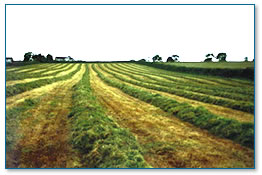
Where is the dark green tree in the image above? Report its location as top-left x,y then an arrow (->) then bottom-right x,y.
46,54 -> 53,62
204,58 -> 212,62
138,59 -> 146,62
204,53 -> 214,62
216,53 -> 227,62
166,57 -> 174,62
244,57 -> 248,62
32,54 -> 46,62
23,52 -> 33,62
152,55 -> 162,62
172,55 -> 179,62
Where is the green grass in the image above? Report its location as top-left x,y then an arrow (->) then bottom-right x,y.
136,62 -> 254,80
164,62 -> 254,69
92,64 -> 254,149
69,64 -> 150,168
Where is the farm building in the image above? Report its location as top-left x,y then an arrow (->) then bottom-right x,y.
6,57 -> 13,64
55,56 -> 74,62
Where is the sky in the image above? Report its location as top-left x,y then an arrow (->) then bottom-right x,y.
6,5 -> 254,62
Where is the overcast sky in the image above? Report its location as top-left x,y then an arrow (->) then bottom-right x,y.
6,5 -> 254,62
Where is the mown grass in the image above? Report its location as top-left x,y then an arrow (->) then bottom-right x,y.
6,64 -> 81,97
108,64 -> 253,102
6,98 -> 40,152
118,63 -> 254,95
92,64 -> 254,149
6,64 -> 71,81
99,64 -> 254,113
6,62 -> 48,72
69,64 -> 150,168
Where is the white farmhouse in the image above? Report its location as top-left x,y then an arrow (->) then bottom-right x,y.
55,56 -> 74,62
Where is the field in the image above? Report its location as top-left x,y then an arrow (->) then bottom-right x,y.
6,62 -> 254,168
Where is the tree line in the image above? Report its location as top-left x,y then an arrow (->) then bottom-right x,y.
23,52 -> 53,62
137,52 -> 252,62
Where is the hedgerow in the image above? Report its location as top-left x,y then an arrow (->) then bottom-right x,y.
92,64 -> 254,149
107,64 -> 253,102
69,64 -> 150,168
116,63 -> 254,96
6,64 -> 82,97
99,64 -> 254,113
135,62 -> 254,80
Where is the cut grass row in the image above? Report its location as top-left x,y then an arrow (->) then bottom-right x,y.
6,64 -> 76,87
118,63 -> 254,96
6,98 -> 40,152
108,64 -> 253,102
92,64 -> 254,149
6,64 -> 70,81
99,64 -> 254,113
98,65 -> 253,123
6,64 -> 82,98
6,63 -> 51,72
69,64 -> 150,168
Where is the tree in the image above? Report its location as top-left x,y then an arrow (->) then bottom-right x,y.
205,53 -> 227,62
23,52 -> 33,62
166,57 -> 174,62
138,59 -> 146,62
152,55 -> 162,62
216,53 -> 227,62
46,54 -> 53,62
172,55 -> 179,62
204,53 -> 214,62
244,57 -> 248,62
32,54 -> 46,62
204,58 -> 212,62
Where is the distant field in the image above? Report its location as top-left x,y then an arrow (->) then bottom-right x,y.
6,62 -> 254,168
164,61 -> 254,69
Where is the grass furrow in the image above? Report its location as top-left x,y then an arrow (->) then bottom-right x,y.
109,64 -> 253,102
6,63 -> 51,73
6,64 -> 73,81
6,64 -> 82,97
119,63 -> 254,96
6,64 -> 76,87
6,98 -> 40,152
69,64 -> 150,168
92,64 -> 254,149
99,64 -> 254,113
